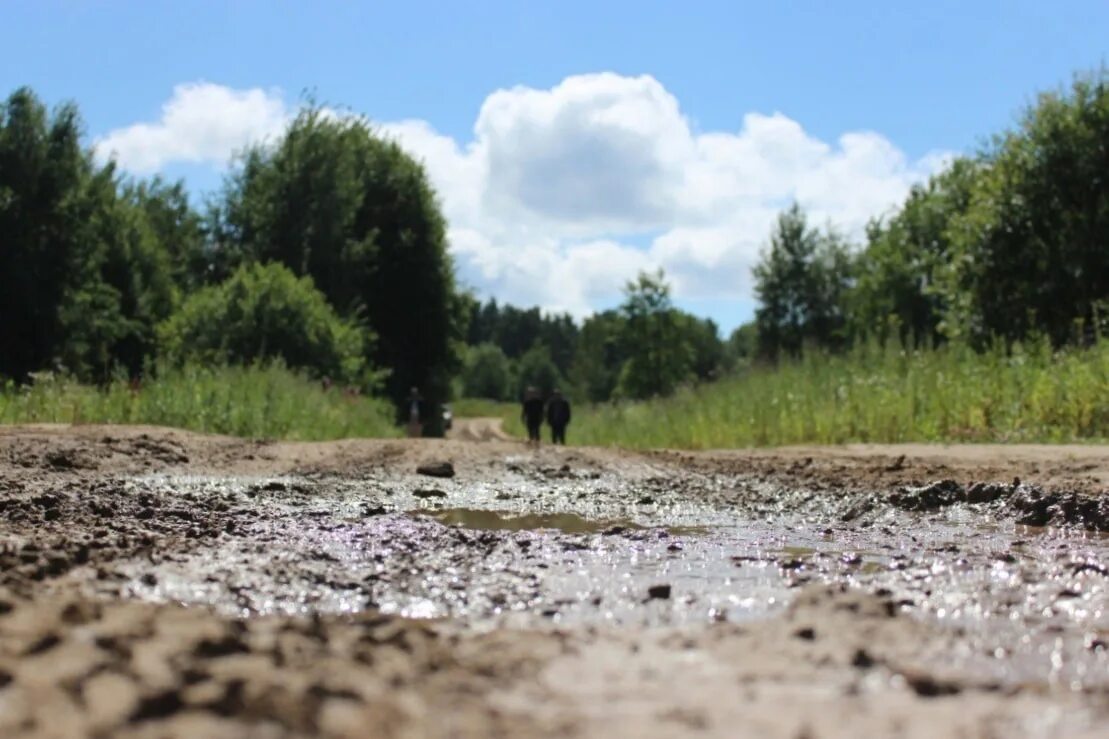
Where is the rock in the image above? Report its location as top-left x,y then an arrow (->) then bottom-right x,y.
413,489 -> 447,499
417,462 -> 455,478
647,584 -> 671,600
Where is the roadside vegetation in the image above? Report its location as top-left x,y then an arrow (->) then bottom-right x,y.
3,68 -> 1108,445
540,339 -> 1109,449
0,364 -> 398,440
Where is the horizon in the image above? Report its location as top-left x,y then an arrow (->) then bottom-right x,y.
4,1 -> 1107,332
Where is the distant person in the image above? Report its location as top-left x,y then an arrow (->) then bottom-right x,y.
406,387 -> 424,438
546,389 -> 571,445
521,386 -> 544,446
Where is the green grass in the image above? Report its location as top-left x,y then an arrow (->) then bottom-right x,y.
449,398 -> 518,419
476,339 -> 1109,449
0,363 -> 400,440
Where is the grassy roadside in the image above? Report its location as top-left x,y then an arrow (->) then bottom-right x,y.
0,364 -> 400,441
458,340 -> 1109,449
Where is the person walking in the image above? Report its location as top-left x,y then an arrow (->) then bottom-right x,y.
546,388 -> 571,445
521,386 -> 545,446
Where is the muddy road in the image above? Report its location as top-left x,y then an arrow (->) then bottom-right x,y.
2,424 -> 1108,737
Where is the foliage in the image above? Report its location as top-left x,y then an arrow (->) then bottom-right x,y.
460,342 -> 513,400
753,205 -> 854,360
552,338 -> 1109,449
941,69 -> 1109,345
0,363 -> 399,441
851,158 -> 979,346
615,270 -> 692,399
0,87 -> 178,382
214,104 -> 462,430
158,262 -> 371,384
123,177 -> 210,292
570,310 -> 628,402
465,298 -> 579,374
724,321 -> 758,370
515,344 -> 564,399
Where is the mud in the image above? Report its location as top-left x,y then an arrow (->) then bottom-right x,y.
1,423 -> 1108,737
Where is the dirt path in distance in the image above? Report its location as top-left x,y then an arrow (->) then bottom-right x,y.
1,424 -> 1107,737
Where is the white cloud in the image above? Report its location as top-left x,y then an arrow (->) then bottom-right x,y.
95,82 -> 289,173
99,75 -> 950,325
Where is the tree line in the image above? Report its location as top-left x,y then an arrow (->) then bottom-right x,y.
458,276 -> 733,404
3,67 -> 1105,426
1,89 -> 462,432
751,69 -> 1108,360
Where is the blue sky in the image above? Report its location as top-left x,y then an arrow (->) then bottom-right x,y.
4,1 -> 1107,330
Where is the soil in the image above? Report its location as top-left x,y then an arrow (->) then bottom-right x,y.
1,420 -> 1108,738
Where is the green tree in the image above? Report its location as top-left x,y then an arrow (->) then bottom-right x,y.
461,343 -> 513,400
571,310 -> 627,402
158,262 -> 371,383
724,321 -> 758,371
851,158 -> 979,346
942,69 -> 1109,345
0,87 -> 178,381
515,344 -> 563,400
753,204 -> 854,359
679,314 -> 725,381
215,105 -> 462,431
124,177 -> 210,292
0,87 -> 90,380
616,270 -> 691,399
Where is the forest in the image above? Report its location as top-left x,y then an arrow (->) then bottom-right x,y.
1,69 -> 1107,441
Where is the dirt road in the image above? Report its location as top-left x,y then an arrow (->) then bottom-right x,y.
2,424 -> 1108,737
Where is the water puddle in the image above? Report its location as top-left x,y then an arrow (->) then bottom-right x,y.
409,507 -> 644,534
89,471 -> 1109,691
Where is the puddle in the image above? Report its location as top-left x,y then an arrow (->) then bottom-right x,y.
77,470 -> 1109,692
410,507 -> 645,534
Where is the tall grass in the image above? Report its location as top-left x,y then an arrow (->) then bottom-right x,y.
0,363 -> 400,440
480,339 -> 1109,449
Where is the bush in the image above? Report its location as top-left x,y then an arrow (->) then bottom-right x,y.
515,344 -> 563,399
158,262 -> 373,384
461,343 -> 513,400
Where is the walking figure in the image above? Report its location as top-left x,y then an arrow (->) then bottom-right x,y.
521,386 -> 544,446
546,388 -> 571,445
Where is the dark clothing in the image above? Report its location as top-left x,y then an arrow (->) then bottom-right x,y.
523,397 -> 545,442
546,397 -> 570,427
546,397 -> 571,445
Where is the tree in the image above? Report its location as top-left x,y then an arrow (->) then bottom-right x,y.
124,177 -> 210,292
460,343 -> 512,400
0,87 -> 90,380
215,105 -> 462,431
724,321 -> 758,371
851,158 -> 979,346
0,87 -> 178,381
158,262 -> 370,383
616,270 -> 691,399
753,204 -> 854,360
942,69 -> 1109,345
680,315 -> 725,381
571,310 -> 627,402
515,344 -> 563,400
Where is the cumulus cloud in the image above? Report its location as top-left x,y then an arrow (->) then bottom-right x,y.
95,82 -> 289,173
100,75 -> 950,324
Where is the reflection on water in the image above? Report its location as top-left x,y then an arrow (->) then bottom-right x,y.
411,508 -> 643,534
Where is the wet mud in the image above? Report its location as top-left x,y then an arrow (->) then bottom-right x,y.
1,424 -> 1108,737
